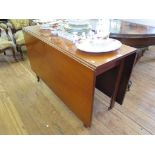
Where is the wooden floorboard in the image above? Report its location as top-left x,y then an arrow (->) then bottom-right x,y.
0,46 -> 155,135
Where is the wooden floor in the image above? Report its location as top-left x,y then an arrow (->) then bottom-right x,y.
0,46 -> 155,135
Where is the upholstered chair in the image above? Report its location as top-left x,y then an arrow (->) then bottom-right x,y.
0,23 -> 8,30
7,19 -> 30,59
0,26 -> 17,61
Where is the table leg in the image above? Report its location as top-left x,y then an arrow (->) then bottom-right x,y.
36,75 -> 40,82
108,60 -> 125,110
134,47 -> 148,64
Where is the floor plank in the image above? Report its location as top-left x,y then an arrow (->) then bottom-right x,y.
0,46 -> 155,134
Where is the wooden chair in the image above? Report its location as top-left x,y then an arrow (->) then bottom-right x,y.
0,26 -> 17,61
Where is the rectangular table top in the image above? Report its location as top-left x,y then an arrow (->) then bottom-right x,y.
24,26 -> 136,71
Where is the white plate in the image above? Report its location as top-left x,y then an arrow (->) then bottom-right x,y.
76,38 -> 122,53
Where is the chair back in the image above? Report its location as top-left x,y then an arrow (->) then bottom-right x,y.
9,19 -> 30,31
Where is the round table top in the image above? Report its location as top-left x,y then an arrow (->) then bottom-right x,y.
110,19 -> 155,38
109,19 -> 155,47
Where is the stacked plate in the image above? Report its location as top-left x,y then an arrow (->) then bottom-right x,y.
64,20 -> 91,34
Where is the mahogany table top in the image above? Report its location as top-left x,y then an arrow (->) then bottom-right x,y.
24,26 -> 136,71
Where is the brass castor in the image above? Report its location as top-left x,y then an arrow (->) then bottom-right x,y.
127,80 -> 132,91
108,106 -> 113,110
83,123 -> 90,128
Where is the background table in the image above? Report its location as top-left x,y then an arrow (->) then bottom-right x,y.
110,19 -> 155,60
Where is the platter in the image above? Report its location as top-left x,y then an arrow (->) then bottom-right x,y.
76,38 -> 122,53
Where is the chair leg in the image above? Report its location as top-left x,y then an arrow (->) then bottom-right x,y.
12,47 -> 18,61
20,49 -> 24,60
17,45 -> 24,60
4,51 -> 6,55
